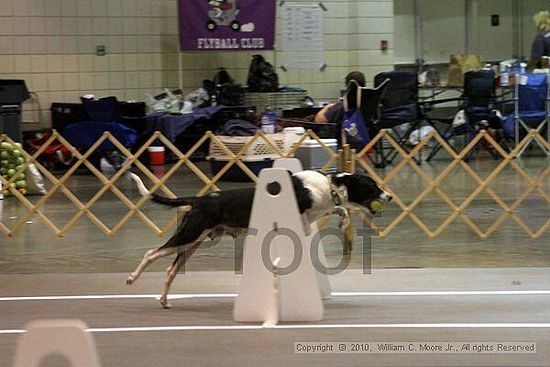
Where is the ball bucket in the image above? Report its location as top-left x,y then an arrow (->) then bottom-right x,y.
147,146 -> 165,165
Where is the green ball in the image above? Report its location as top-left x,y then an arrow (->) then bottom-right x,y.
12,149 -> 21,158
1,160 -> 8,167
16,156 -> 25,165
18,172 -> 25,180
371,200 -> 385,213
0,167 -> 7,175
1,142 -> 12,151
7,168 -> 15,177
16,180 -> 26,189
0,151 -> 8,159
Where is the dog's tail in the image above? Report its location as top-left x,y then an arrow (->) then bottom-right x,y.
150,194 -> 195,206
128,172 -> 195,207
129,172 -> 152,199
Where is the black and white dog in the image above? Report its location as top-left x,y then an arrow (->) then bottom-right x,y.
127,170 -> 391,308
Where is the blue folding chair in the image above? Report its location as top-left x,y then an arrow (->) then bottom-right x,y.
512,73 -> 550,157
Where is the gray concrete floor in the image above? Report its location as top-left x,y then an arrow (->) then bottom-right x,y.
3,269 -> 550,366
0,152 -> 549,366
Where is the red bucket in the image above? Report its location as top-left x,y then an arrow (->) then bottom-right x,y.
147,146 -> 165,165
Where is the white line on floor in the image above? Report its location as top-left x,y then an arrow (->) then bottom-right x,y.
0,294 -> 236,301
3,323 -> 550,335
2,290 -> 550,302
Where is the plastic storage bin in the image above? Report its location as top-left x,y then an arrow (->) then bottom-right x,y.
294,139 -> 338,172
0,79 -> 30,142
0,105 -> 23,142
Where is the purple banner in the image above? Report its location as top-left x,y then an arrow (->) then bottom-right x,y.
178,0 -> 276,51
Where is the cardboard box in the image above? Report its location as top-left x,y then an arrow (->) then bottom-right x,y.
448,54 -> 483,86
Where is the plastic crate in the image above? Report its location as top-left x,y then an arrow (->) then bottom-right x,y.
243,91 -> 307,114
207,133 -> 302,182
207,133 -> 300,161
208,159 -> 274,182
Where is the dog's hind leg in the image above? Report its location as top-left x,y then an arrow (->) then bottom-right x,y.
127,209 -> 216,287
159,240 -> 203,309
126,245 -> 178,285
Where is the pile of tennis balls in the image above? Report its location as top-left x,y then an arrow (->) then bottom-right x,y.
0,141 -> 27,195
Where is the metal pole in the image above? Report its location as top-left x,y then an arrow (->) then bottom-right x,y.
546,70 -> 550,156
178,52 -> 183,91
517,0 -> 523,59
464,0 -> 470,54
415,0 -> 425,72
512,0 -> 520,59
514,71 -> 519,150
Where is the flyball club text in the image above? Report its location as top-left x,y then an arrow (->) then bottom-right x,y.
197,38 -> 265,49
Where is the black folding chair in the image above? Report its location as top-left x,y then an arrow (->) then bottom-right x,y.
373,71 -> 426,166
425,69 -> 502,161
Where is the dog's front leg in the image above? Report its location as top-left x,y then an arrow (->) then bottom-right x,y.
160,253 -> 185,309
332,206 -> 350,230
159,236 -> 206,309
300,214 -> 312,236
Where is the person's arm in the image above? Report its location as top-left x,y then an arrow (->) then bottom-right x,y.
314,103 -> 334,123
314,101 -> 344,124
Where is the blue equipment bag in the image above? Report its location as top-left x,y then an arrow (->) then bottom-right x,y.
342,107 -> 370,148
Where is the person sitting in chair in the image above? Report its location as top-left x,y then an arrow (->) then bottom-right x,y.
314,71 -> 366,124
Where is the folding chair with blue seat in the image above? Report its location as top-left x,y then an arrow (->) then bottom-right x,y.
425,69 -> 503,161
510,73 -> 550,157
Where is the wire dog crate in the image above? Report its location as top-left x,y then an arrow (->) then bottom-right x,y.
243,91 -> 307,114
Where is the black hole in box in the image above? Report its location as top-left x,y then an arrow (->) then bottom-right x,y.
267,181 -> 281,196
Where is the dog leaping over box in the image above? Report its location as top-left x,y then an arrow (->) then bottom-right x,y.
127,170 -> 391,308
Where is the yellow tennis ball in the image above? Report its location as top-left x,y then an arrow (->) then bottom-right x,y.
371,200 -> 385,212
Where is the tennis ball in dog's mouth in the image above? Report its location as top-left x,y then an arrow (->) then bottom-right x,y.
370,200 -> 385,212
